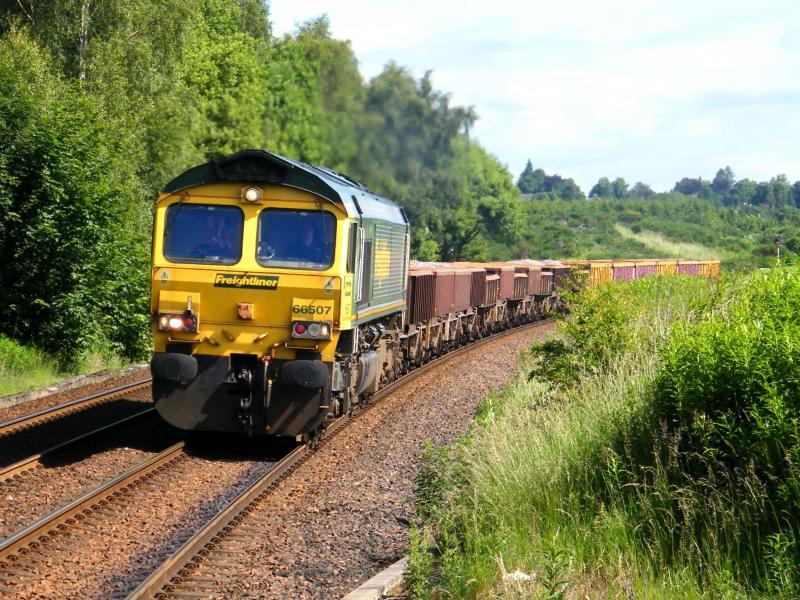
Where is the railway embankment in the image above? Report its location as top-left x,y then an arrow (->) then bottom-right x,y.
406,268 -> 800,598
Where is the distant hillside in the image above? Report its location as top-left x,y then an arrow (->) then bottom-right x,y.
503,196 -> 796,270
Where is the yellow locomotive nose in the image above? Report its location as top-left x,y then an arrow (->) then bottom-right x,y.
150,150 -> 409,438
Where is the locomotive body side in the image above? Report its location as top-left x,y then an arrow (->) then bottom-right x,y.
150,150 -> 409,439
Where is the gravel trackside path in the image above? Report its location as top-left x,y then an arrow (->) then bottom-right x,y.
172,322 -> 554,599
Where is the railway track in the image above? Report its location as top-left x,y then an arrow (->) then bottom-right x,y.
128,319 -> 554,599
0,408 -> 157,484
0,378 -> 153,439
0,442 -> 187,566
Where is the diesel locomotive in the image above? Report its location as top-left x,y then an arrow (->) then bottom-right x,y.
149,149 -> 718,441
150,149 -> 412,440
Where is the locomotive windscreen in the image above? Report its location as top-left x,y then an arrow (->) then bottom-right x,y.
163,204 -> 243,264
257,208 -> 336,270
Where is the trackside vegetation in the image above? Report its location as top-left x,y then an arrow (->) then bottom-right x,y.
408,267 -> 800,598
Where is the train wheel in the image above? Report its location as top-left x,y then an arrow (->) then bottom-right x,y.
303,426 -> 322,449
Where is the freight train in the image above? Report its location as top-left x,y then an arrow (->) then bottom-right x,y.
149,149 -> 719,441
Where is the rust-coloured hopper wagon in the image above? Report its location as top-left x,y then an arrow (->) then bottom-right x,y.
464,266 -> 488,306
482,263 -> 516,300
541,260 -> 572,290
538,272 -> 554,296
407,268 -> 436,324
484,273 -> 501,304
451,268 -> 474,312
508,262 -> 542,296
510,260 -> 553,296
431,268 -> 455,317
410,262 -> 477,317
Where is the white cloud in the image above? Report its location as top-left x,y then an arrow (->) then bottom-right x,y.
270,0 -> 800,192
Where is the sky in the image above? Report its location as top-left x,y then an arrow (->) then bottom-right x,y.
270,1 -> 800,193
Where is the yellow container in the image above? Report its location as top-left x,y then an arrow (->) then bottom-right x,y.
655,259 -> 677,275
588,261 -> 612,287
698,260 -> 721,278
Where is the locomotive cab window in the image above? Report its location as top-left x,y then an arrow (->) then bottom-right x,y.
257,208 -> 336,270
163,204 -> 243,264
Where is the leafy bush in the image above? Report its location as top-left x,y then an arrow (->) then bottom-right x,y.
0,28 -> 149,369
643,267 -> 800,590
0,333 -> 47,374
528,276 -> 716,383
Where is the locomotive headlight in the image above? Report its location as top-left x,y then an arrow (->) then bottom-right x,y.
242,186 -> 262,203
157,312 -> 199,333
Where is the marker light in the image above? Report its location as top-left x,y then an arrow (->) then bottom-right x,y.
242,186 -> 262,203
290,321 -> 332,340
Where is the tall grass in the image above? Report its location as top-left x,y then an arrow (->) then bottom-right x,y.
0,334 -> 62,396
408,270 -> 800,598
0,334 -> 128,397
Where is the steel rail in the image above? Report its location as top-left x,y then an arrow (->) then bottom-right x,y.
0,378 -> 153,438
0,408 -> 157,483
127,318 -> 554,599
0,441 -> 186,565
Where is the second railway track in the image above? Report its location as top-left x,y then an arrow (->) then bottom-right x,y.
0,378 -> 153,439
0,442 -> 187,564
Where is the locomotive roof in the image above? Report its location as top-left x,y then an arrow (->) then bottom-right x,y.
162,149 -> 408,226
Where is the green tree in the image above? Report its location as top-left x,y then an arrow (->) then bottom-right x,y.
589,177 -> 613,198
517,159 -> 539,193
292,17 -> 365,171
612,177 -> 629,199
427,141 -> 521,261
553,177 -> 584,200
725,178 -> 757,207
674,177 -> 706,195
0,27 -> 148,368
630,181 -> 655,199
712,166 -> 735,195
